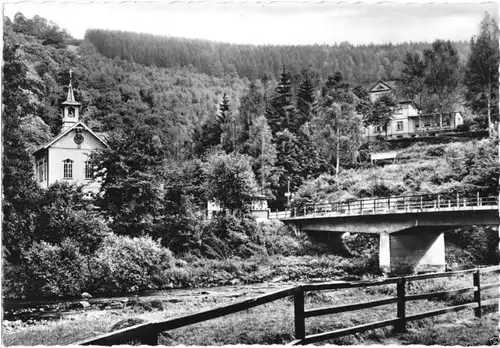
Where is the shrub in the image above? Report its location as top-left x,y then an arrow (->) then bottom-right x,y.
93,234 -> 175,293
199,212 -> 267,259
258,220 -> 305,256
19,239 -> 89,298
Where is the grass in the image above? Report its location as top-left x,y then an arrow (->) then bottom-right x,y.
3,272 -> 498,346
399,311 -> 499,346
2,311 -> 124,346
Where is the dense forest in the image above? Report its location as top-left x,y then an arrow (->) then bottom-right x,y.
84,29 -> 472,83
3,12 -> 499,299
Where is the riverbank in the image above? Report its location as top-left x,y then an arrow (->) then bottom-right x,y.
4,270 -> 498,346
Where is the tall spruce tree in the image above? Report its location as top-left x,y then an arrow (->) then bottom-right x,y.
266,65 -> 294,134
194,93 -> 233,155
295,68 -> 317,130
219,93 -> 237,153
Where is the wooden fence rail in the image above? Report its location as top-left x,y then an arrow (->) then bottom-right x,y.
75,266 -> 499,346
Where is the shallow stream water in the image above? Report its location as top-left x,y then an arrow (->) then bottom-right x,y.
3,281 -> 302,322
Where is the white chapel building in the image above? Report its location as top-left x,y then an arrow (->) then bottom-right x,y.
32,76 -> 108,194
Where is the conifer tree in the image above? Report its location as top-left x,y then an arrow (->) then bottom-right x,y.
219,93 -> 237,153
266,65 -> 294,134
295,69 -> 317,130
194,93 -> 233,154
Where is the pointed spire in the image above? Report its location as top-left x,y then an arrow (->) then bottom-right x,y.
66,68 -> 75,102
62,68 -> 81,106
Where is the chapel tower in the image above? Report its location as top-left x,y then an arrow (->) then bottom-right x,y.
61,69 -> 81,132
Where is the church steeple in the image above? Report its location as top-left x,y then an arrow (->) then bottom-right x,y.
61,69 -> 81,133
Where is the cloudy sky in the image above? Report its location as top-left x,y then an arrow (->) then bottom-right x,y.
3,0 -> 498,45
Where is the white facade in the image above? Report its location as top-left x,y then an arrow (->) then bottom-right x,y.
33,79 -> 107,194
207,196 -> 271,221
365,80 -> 463,139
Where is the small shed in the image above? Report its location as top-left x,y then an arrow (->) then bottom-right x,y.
206,194 -> 273,221
250,194 -> 273,221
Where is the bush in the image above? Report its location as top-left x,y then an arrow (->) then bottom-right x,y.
18,239 -> 89,298
93,234 -> 175,293
258,220 -> 306,256
199,212 -> 267,259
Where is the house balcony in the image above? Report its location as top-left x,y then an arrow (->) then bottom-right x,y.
414,124 -> 454,134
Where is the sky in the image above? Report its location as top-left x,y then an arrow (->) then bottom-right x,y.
3,0 -> 499,46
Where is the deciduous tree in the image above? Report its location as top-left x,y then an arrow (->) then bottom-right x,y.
464,12 -> 500,133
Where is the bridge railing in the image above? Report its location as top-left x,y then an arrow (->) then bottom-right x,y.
277,193 -> 498,219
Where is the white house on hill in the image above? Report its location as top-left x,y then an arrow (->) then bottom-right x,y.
32,75 -> 107,194
365,80 -> 463,139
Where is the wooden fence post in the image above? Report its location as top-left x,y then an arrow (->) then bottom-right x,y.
473,269 -> 481,318
139,333 -> 158,345
396,277 -> 406,332
294,286 -> 305,340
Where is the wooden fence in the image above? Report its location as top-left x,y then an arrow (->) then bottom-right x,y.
75,265 -> 499,346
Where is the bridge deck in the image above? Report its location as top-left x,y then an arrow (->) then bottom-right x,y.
271,194 -> 498,221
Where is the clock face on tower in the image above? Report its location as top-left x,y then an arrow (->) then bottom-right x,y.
74,133 -> 84,145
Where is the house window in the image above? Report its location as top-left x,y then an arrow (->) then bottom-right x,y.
395,108 -> 403,114
396,121 -> 404,131
63,159 -> 73,179
85,161 -> 92,179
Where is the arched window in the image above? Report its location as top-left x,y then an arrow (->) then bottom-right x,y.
63,159 -> 73,179
68,107 -> 75,118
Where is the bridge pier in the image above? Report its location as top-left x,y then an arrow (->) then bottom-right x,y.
379,229 -> 445,274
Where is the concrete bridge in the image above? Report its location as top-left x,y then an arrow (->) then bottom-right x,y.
271,193 -> 499,273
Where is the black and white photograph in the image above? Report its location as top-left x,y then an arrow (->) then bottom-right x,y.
2,0 -> 499,345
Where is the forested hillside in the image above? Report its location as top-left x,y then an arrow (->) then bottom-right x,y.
3,12 -> 499,300
85,28 -> 471,83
